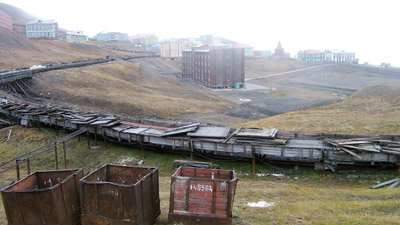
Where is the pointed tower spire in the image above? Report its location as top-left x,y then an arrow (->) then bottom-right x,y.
277,41 -> 282,49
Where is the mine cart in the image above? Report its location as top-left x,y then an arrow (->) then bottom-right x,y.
168,167 -> 238,225
1,169 -> 84,225
80,164 -> 160,225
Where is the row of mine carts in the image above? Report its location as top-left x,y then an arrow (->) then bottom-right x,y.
1,164 -> 238,225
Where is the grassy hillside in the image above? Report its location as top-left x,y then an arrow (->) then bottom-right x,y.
245,58 -> 323,77
32,60 -> 233,118
0,126 -> 398,225
237,83 -> 400,135
0,32 -> 137,70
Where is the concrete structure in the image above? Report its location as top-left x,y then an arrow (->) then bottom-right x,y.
160,40 -> 183,58
0,10 -> 12,31
66,31 -> 88,43
297,50 -> 326,62
131,34 -> 158,46
325,49 -> 356,62
96,32 -> 129,43
273,41 -> 290,59
182,45 -> 245,89
26,20 -> 58,39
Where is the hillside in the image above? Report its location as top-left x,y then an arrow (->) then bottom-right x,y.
0,3 -> 37,25
31,59 -> 234,118
236,83 -> 400,135
0,31 -> 138,70
0,3 -> 38,34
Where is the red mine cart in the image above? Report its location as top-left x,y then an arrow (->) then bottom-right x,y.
79,164 -> 160,225
1,169 -> 84,225
168,167 -> 238,225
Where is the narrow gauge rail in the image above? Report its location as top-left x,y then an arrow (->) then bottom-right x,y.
0,100 -> 399,169
0,55 -> 160,84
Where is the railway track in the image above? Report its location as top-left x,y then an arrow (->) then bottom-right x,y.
0,99 -> 399,171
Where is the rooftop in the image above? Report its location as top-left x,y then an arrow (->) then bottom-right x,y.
28,19 -> 55,24
298,49 -> 325,55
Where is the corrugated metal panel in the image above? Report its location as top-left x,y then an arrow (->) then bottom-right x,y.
187,127 -> 230,138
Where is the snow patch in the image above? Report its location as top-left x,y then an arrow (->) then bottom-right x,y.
30,65 -> 46,70
118,157 -> 135,165
239,98 -> 252,102
247,201 -> 275,208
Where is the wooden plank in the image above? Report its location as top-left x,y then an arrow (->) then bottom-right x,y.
326,141 -> 362,159
340,144 -> 381,153
222,127 -> 241,144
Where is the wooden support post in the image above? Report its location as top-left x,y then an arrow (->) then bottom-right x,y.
27,159 -> 31,175
322,150 -> 326,177
103,131 -> 108,149
16,159 -> 20,180
87,130 -> 90,149
94,127 -> 97,146
78,134 -> 81,142
252,145 -> 256,176
37,121 -> 41,131
54,142 -> 59,170
63,141 -> 67,169
55,123 -> 59,136
140,136 -> 145,160
398,162 -> 400,177
190,140 -> 193,160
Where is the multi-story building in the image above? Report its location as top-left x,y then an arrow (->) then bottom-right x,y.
325,50 -> 356,62
297,50 -> 326,62
232,43 -> 254,58
131,34 -> 158,46
0,10 -> 12,31
182,45 -> 245,89
96,32 -> 129,43
254,50 -> 272,57
66,31 -> 88,43
160,39 -> 183,58
26,20 -> 58,39
297,49 -> 356,62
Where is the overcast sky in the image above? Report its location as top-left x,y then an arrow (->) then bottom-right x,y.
2,0 -> 400,66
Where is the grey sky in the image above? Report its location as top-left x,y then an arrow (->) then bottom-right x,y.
2,0 -> 399,66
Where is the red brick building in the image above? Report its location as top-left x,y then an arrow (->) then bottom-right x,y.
182,45 -> 244,88
0,10 -> 12,31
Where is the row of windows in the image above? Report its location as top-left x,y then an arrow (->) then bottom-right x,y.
27,24 -> 54,31
27,32 -> 53,37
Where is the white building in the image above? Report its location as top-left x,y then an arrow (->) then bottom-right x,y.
66,31 -> 88,43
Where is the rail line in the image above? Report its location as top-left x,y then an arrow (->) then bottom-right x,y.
0,99 -> 399,173
0,54 -> 160,85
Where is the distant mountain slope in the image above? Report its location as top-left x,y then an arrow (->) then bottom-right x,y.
0,3 -> 38,25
